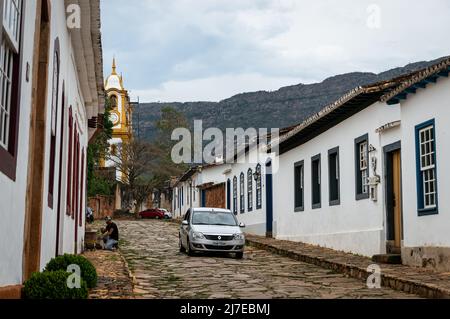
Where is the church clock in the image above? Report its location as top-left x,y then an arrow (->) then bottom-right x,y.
110,112 -> 120,126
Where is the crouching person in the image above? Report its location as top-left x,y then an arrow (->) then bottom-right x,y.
102,216 -> 119,250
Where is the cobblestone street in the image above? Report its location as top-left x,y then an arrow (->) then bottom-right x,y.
117,220 -> 420,299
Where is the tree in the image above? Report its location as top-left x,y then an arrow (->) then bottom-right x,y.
87,96 -> 115,197
155,106 -> 189,150
107,139 -> 163,213
151,107 -> 190,201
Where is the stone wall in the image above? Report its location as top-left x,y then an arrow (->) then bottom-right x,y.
402,247 -> 450,273
88,195 -> 116,220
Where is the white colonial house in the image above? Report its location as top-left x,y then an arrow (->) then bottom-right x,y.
172,57 -> 450,272
0,0 -> 104,298
381,57 -> 450,271
172,168 -> 201,219
270,57 -> 450,271
172,163 -> 228,219
172,137 -> 285,237
272,80 -> 404,258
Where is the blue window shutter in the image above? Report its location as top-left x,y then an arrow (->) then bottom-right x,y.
415,118 -> 439,216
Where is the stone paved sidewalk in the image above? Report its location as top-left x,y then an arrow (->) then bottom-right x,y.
246,234 -> 450,299
84,250 -> 135,299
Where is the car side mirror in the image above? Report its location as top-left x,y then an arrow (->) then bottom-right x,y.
182,220 -> 189,226
239,222 -> 246,228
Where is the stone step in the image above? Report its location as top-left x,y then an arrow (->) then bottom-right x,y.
372,254 -> 402,265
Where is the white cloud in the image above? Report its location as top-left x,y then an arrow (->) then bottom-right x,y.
102,0 -> 450,102
130,73 -> 307,102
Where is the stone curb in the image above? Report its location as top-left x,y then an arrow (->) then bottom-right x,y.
246,237 -> 450,299
118,251 -> 137,290
169,218 -> 450,298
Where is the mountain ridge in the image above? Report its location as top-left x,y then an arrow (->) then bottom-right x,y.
134,56 -> 449,142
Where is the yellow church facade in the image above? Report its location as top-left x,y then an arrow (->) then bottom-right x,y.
104,59 -> 134,209
106,59 -> 133,145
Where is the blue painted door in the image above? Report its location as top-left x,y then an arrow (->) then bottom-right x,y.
226,179 -> 231,210
265,161 -> 273,236
201,190 -> 206,207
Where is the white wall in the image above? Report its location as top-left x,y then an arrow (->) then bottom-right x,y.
198,165 -> 229,187
0,1 -> 37,287
274,102 -> 401,257
173,165 -> 232,219
0,0 -> 91,287
400,76 -> 450,248
173,180 -> 195,219
39,0 -> 88,269
225,147 -> 268,236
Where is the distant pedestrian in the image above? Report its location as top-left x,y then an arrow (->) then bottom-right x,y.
86,207 -> 94,224
102,216 -> 119,251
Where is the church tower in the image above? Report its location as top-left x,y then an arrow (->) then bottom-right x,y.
104,59 -> 133,209
105,58 -> 133,148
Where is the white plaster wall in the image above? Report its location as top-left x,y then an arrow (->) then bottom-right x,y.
190,173 -> 201,212
225,147 -> 267,236
39,0 -> 88,269
400,76 -> 450,248
105,137 -> 123,181
274,102 -> 401,257
174,181 -> 192,218
198,165 -> 229,186
0,1 -> 37,287
173,165 -> 231,218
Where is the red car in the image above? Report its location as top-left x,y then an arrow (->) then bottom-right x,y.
139,208 -> 165,219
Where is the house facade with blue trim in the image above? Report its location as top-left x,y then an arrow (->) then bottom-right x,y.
381,57 -> 450,271
270,57 -> 450,271
171,57 -> 450,272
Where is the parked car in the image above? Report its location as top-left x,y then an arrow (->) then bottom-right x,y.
179,208 -> 246,259
159,208 -> 173,219
139,208 -> 165,219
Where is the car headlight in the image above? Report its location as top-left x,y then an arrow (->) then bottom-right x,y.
234,233 -> 245,241
192,232 -> 205,240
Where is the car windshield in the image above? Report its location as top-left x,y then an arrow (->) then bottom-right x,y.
192,211 -> 237,226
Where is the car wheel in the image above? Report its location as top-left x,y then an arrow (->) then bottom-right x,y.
235,252 -> 244,260
186,239 -> 195,256
179,236 -> 186,253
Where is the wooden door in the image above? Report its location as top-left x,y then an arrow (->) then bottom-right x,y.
392,150 -> 403,251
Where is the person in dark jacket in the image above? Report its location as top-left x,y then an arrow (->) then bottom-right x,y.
102,216 -> 119,250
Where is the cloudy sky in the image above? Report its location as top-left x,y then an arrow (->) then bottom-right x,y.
101,0 -> 450,102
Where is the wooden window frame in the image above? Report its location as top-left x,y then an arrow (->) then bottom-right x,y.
0,0 -> 24,181
233,176 -> 238,215
311,154 -> 321,209
294,160 -> 304,212
66,107 -> 73,216
328,147 -> 340,206
79,148 -> 85,227
355,134 -> 370,200
240,172 -> 245,214
415,119 -> 439,216
256,164 -> 262,210
247,169 -> 253,212
47,38 -> 60,208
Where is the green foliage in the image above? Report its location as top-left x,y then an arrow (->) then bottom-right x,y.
23,270 -> 88,300
44,254 -> 98,289
151,106 -> 189,188
87,95 -> 115,197
87,174 -> 114,197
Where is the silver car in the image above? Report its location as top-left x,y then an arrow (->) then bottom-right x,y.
179,208 -> 246,259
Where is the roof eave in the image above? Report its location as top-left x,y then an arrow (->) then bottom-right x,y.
382,57 -> 450,105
